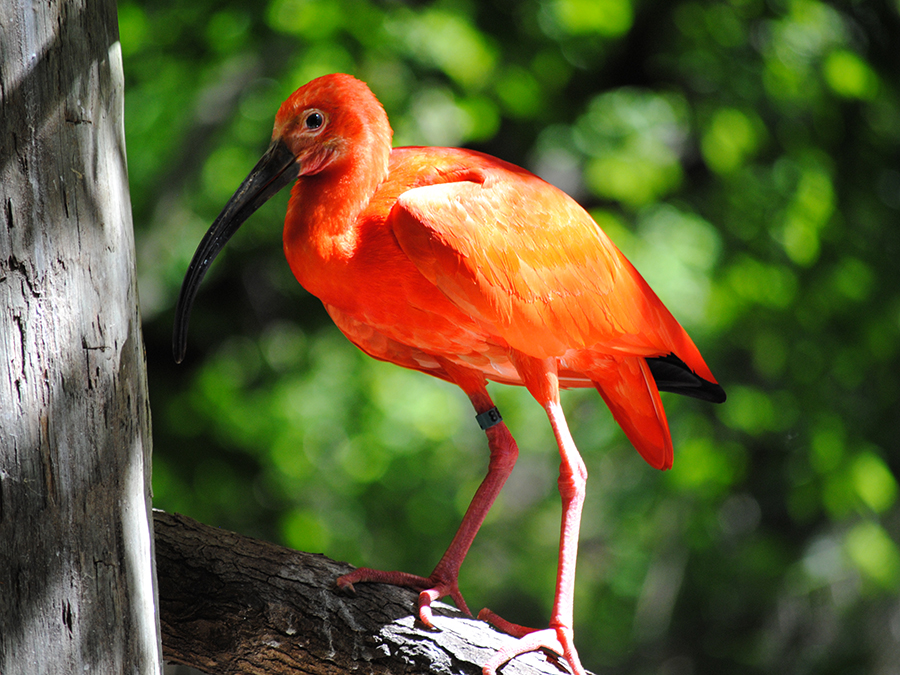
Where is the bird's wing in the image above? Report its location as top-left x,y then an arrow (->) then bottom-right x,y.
389,168 -> 710,378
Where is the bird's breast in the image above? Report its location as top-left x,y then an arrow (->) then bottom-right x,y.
283,191 -> 519,380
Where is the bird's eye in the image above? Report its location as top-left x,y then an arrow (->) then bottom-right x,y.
304,112 -> 324,130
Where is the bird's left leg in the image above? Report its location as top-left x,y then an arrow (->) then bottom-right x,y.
479,352 -> 587,675
337,364 -> 519,626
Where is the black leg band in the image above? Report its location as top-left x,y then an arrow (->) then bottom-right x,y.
475,406 -> 503,430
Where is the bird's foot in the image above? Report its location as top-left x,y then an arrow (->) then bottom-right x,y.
478,609 -> 586,675
336,567 -> 472,627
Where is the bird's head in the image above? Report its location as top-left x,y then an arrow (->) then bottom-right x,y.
273,73 -> 392,179
172,73 -> 391,363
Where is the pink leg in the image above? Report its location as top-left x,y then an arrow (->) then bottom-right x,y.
480,354 -> 588,675
337,375 -> 519,626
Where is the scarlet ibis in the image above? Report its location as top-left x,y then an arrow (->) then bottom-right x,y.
173,73 -> 725,675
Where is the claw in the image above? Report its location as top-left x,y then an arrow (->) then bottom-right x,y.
482,629 -> 564,675
417,589 -> 438,628
335,575 -> 357,594
335,566 -> 473,627
478,610 -> 585,675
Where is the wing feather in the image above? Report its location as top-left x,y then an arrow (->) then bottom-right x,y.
389,168 -> 707,374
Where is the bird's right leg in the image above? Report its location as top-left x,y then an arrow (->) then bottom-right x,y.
478,352 -> 588,675
336,364 -> 519,626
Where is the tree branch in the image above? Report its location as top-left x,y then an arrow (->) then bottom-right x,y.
154,510 -> 575,675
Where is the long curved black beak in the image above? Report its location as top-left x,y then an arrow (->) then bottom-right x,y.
173,139 -> 300,363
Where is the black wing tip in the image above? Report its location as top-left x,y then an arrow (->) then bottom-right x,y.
703,382 -> 727,404
646,353 -> 726,403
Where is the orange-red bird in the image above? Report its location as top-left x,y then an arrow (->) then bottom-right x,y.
174,73 -> 725,675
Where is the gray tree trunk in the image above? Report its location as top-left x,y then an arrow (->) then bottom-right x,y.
0,1 -> 161,673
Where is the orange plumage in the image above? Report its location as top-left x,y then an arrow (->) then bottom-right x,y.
174,73 -> 724,675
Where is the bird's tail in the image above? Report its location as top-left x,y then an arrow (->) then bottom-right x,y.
592,356 -> 673,470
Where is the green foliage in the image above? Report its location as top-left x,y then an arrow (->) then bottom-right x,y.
123,0 -> 900,672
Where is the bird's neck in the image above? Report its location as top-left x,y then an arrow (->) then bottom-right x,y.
282,145 -> 389,301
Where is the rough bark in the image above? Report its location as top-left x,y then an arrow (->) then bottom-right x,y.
155,510 -> 574,675
0,1 -> 160,673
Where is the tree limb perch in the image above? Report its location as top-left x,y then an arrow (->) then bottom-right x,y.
154,510 -> 576,675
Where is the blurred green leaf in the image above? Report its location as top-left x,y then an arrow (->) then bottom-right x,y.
823,49 -> 879,100
701,107 -> 763,174
852,451 -> 897,514
845,521 -> 900,590
548,0 -> 634,37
